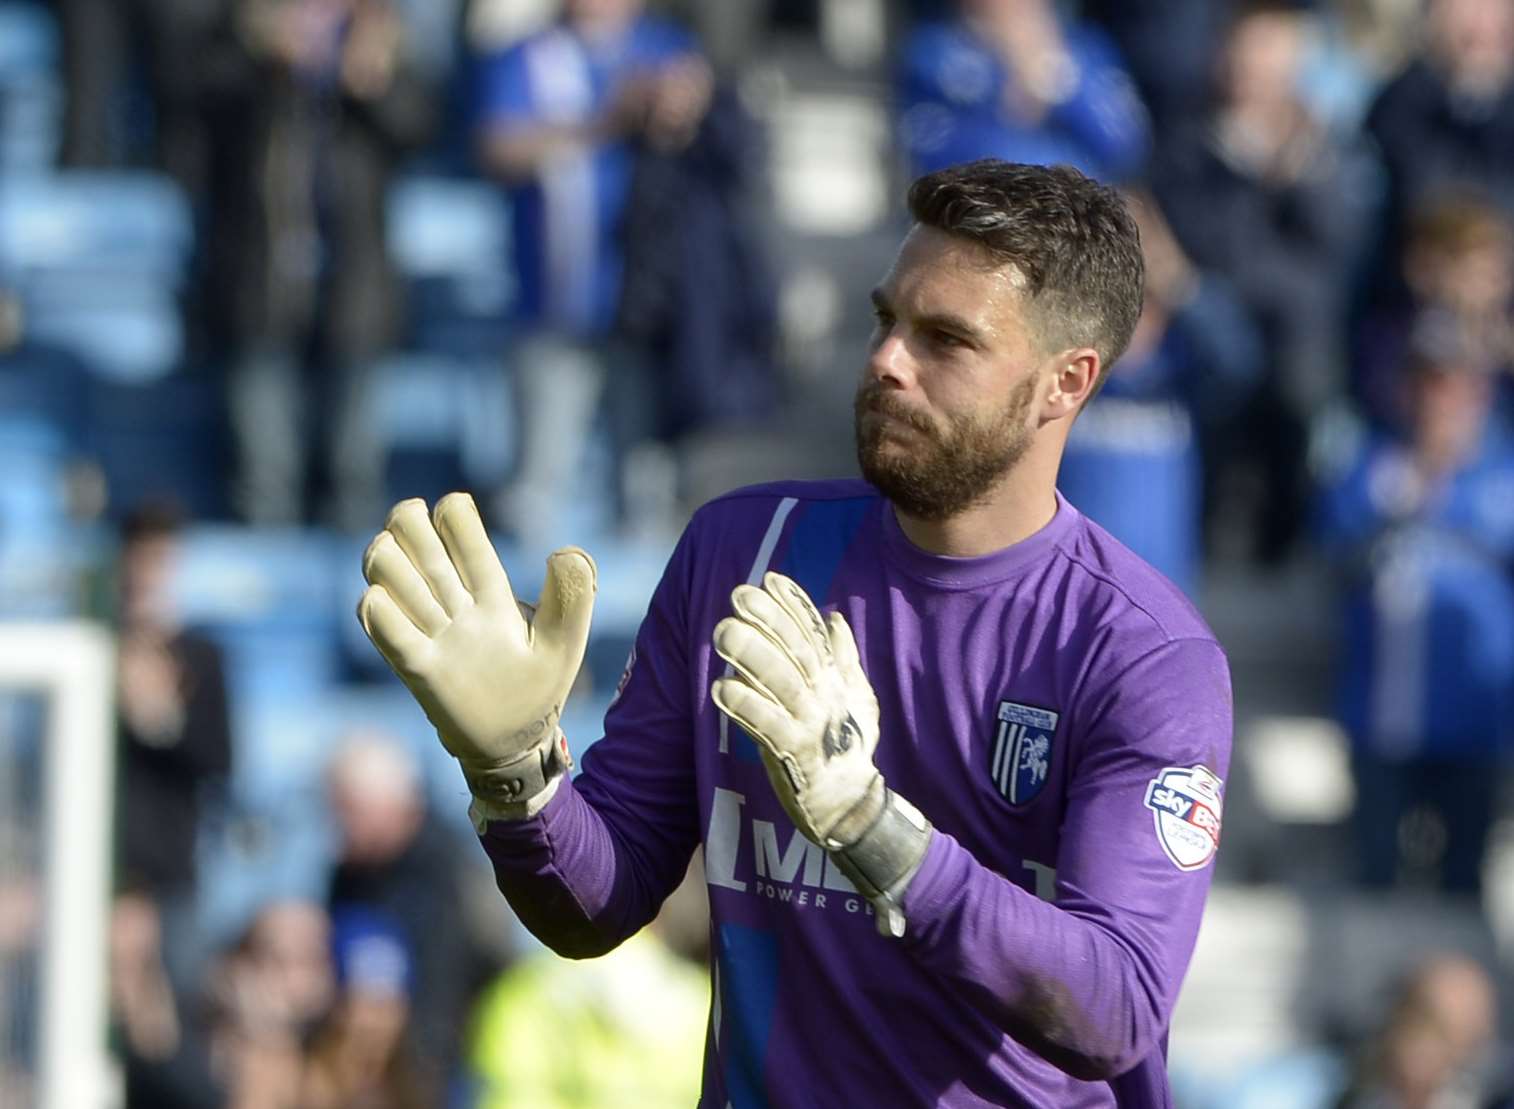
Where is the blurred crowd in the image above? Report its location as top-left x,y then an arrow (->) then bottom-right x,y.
0,0 -> 1513,1105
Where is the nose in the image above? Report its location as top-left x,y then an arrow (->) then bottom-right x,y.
866,327 -> 916,389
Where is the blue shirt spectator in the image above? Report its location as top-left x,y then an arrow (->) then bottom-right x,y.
1318,343 -> 1514,892
896,0 -> 1149,182
474,8 -> 698,336
1319,421 -> 1514,761
1060,196 -> 1261,595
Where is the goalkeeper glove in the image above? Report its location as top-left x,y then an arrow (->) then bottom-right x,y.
357,493 -> 596,826
711,572 -> 931,937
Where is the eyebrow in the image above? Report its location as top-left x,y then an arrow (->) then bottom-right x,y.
869,288 -> 988,347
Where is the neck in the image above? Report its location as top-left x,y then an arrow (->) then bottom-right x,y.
891,437 -> 1062,556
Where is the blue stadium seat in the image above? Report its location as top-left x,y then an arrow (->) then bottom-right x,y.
0,343 -> 100,615
87,374 -> 229,519
373,351 -> 515,507
388,175 -> 509,280
0,344 -> 92,450
0,171 -> 192,284
25,297 -> 183,383
0,443 -> 77,617
0,2 -> 60,171
0,2 -> 56,77
171,526 -> 346,704
387,175 -> 513,357
1,172 -> 192,377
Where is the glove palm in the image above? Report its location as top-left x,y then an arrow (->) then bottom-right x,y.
357,494 -> 596,816
711,572 -> 884,848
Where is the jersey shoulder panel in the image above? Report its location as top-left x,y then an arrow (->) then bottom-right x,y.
1053,508 -> 1220,649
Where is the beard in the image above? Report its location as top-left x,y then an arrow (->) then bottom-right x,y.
854,374 -> 1037,521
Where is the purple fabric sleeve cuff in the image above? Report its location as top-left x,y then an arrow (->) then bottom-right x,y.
899,825 -> 967,927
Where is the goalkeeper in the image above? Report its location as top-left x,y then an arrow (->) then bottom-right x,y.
358,160 -> 1232,1108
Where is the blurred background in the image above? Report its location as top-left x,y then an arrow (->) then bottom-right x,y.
1,0 -> 1514,1105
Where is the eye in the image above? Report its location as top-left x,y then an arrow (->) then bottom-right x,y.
929,329 -> 968,350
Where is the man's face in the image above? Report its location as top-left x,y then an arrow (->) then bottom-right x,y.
562,0 -> 643,34
1430,0 -> 1514,88
855,225 -> 1047,520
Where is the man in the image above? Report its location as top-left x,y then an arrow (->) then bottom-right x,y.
324,733 -> 482,1105
358,160 -> 1233,1106
203,0 -> 434,528
112,500 -> 233,996
1318,316 -> 1514,897
897,0 -> 1150,183
473,0 -> 713,539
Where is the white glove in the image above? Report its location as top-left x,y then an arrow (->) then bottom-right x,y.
357,493 -> 596,822
712,572 -> 931,936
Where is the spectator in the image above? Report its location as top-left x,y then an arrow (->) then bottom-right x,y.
199,0 -> 436,529
108,891 -> 222,1109
300,908 -> 428,1109
1153,0 -> 1375,565
1335,953 -> 1497,1109
325,732 -> 488,1104
1353,191 -> 1514,432
465,857 -> 710,1109
614,75 -> 781,532
113,499 -> 233,997
1057,190 -> 1262,595
473,0 -> 713,542
1317,321 -> 1514,897
896,0 -> 1151,182
204,899 -> 335,1109
1365,0 -> 1514,246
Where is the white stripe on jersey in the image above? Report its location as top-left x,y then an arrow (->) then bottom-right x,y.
719,497 -> 799,754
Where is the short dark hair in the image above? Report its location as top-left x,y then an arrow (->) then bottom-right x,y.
906,160 -> 1144,380
120,497 -> 184,546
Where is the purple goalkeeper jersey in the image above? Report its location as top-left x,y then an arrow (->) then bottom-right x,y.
479,479 -> 1233,1108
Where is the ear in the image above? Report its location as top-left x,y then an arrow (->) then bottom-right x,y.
1039,348 -> 1102,423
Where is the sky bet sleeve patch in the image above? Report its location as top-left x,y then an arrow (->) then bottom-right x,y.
1144,765 -> 1223,871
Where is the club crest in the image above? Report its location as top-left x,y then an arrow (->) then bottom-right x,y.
990,701 -> 1059,805
1144,765 -> 1224,871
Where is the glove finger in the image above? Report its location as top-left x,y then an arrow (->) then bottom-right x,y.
357,584 -> 432,677
385,498 -> 471,616
730,582 -> 822,687
763,572 -> 835,665
534,547 -> 597,659
711,675 -> 796,755
829,611 -> 879,755
362,530 -> 449,636
432,492 -> 519,613
826,609 -> 861,672
713,616 -> 808,715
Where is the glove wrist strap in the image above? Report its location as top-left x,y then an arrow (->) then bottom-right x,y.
826,787 -> 932,939
464,728 -> 574,831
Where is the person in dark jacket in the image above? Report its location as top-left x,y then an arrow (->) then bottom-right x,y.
1365,0 -> 1514,246
614,80 -> 780,459
324,733 -> 489,1106
199,0 -> 436,529
113,499 -> 233,998
1152,0 -> 1375,564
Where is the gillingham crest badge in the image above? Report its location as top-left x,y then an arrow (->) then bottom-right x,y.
990,701 -> 1059,805
1144,765 -> 1224,871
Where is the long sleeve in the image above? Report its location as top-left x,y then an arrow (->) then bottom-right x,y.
897,637 -> 1232,1081
477,530 -> 704,958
